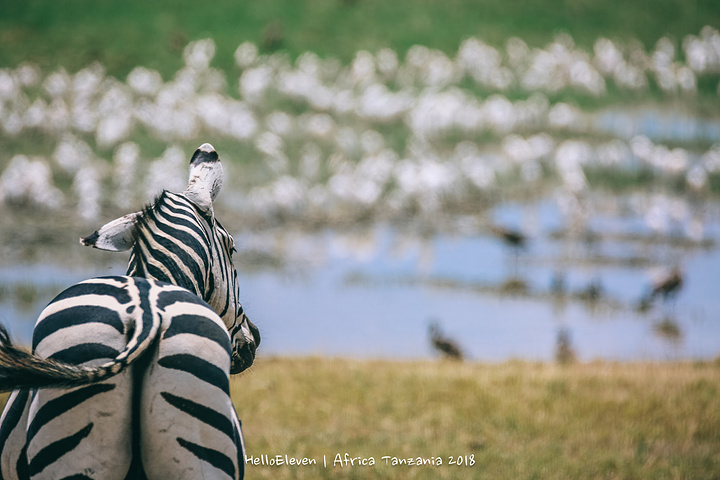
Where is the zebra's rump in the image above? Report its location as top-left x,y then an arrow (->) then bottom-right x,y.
0,276 -> 243,480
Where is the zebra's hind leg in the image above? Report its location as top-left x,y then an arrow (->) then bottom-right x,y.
0,389 -> 31,480
25,375 -> 134,480
23,280 -> 141,480
139,286 -> 241,480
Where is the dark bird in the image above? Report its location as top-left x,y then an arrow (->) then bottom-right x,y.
428,321 -> 464,361
651,267 -> 683,302
491,225 -> 528,279
491,225 -> 527,250
638,267 -> 683,312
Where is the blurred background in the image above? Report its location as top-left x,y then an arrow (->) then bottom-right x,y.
1,0 -> 720,362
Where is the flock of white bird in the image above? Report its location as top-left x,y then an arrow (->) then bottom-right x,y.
0,27 -> 719,238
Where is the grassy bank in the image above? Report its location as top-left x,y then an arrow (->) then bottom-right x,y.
2,0 -> 719,79
0,357 -> 717,477
233,357 -> 720,479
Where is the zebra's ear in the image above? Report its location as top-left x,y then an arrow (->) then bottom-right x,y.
184,143 -> 222,218
80,212 -> 141,252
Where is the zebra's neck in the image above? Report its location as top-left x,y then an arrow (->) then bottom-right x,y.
126,191 -> 213,302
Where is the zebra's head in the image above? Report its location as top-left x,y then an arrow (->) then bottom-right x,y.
80,143 -> 259,374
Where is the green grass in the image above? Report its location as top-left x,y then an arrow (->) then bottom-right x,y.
1,0 -> 719,80
232,357 -> 720,479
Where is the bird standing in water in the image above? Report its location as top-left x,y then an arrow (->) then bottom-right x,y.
638,267 -> 684,312
492,225 -> 527,250
491,225 -> 527,279
428,320 -> 464,361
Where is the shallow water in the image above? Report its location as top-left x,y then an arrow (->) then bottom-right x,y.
2,196 -> 717,362
592,106 -> 720,143
234,217 -> 720,362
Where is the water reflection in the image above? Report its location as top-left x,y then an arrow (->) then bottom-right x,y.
653,316 -> 683,343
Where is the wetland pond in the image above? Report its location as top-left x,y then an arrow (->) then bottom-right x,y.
2,194 -> 719,363
2,30 -> 720,362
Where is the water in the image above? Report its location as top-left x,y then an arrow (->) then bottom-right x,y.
2,30 -> 720,364
3,197 -> 717,362
235,218 -> 720,362
592,107 -> 720,143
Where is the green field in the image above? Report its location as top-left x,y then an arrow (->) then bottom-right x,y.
231,357 -> 720,479
2,0 -> 719,80
2,0 -> 719,208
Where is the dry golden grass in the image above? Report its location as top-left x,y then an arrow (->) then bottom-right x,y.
232,357 -> 720,479
0,357 -> 717,478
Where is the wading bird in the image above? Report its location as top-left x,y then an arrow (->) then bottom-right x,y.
491,225 -> 528,279
638,266 -> 684,312
428,320 -> 464,361
491,225 -> 527,250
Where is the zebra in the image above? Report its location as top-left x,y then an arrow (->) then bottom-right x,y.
0,143 -> 260,480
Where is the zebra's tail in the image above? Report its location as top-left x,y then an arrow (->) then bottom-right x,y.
0,319 -> 159,392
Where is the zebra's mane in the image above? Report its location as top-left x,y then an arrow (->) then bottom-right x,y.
141,190 -> 214,225
140,190 -> 171,224
129,190 -> 211,293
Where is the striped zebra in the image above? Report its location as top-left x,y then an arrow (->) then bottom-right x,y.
0,143 -> 260,480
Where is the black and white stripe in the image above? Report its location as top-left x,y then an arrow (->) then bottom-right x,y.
0,144 -> 259,480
